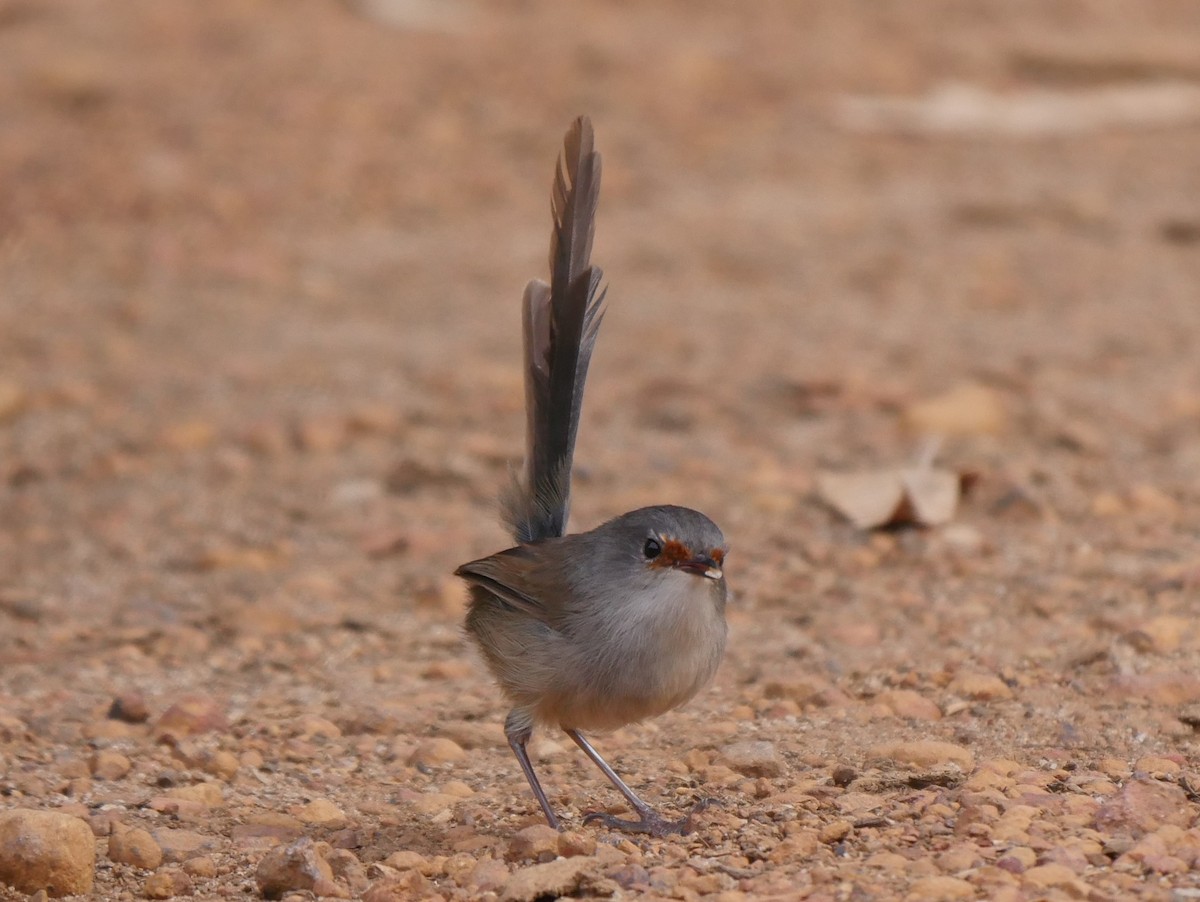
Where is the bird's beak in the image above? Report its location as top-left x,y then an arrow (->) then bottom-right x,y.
679,553 -> 722,580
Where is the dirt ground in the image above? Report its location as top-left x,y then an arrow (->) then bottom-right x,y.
3,1 -> 1200,899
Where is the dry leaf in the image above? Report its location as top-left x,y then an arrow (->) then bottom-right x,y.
816,469 -> 908,530
818,464 -> 964,529
900,467 -> 960,525
903,383 -> 1008,436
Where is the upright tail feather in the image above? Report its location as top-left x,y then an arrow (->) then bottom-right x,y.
501,117 -> 607,544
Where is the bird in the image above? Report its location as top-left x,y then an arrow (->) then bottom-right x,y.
455,116 -> 729,836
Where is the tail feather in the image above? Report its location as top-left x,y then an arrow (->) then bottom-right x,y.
501,116 -> 607,543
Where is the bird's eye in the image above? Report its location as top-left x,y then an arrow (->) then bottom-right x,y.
643,538 -> 662,559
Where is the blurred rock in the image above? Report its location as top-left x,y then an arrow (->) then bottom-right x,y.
0,713 -> 27,742
108,692 -> 151,724
147,797 -> 208,820
255,838 -> 342,899
762,677 -> 847,708
165,782 -> 223,807
154,696 -> 229,740
905,875 -> 974,900
505,825 -> 559,863
407,792 -> 457,817
90,750 -> 133,780
200,749 -> 240,780
159,420 -> 217,451
231,820 -> 304,851
0,379 -> 26,423
292,414 -> 348,452
948,673 -> 1013,701
720,740 -> 786,777
436,724 -> 501,748
1110,672 -> 1200,705
865,851 -> 909,870
326,849 -> 369,895
1131,615 -> 1193,654
877,689 -> 942,720
381,850 -> 428,872
290,714 -> 343,740
557,830 -> 596,858
1023,862 -> 1084,891
1095,779 -> 1191,836
361,870 -> 429,901
500,856 -> 601,902
108,825 -> 163,870
0,809 -> 95,897
407,737 -> 466,767
151,829 -> 215,864
143,868 -> 191,899
818,820 -> 852,843
292,799 -> 348,828
181,856 -> 216,878
1133,756 -> 1182,779
467,858 -> 509,892
872,741 -> 974,770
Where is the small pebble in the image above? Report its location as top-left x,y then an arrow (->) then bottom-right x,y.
292,798 -> 348,828
557,830 -> 596,858
143,868 -> 191,900
165,782 -> 223,806
871,740 -> 974,770
90,750 -> 133,781
499,856 -> 600,902
108,692 -> 151,724
949,672 -> 1014,701
407,737 -> 466,767
466,858 -> 509,892
505,824 -> 560,863
154,696 -> 229,740
381,850 -> 427,872
818,820 -> 852,844
720,740 -> 786,777
905,875 -> 974,901
255,837 -> 340,899
876,689 -> 942,720
181,856 -> 216,878
108,825 -> 164,870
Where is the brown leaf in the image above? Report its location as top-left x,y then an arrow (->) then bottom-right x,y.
816,469 -> 907,530
817,465 -> 964,529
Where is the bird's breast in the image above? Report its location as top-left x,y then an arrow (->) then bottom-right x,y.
598,572 -> 727,713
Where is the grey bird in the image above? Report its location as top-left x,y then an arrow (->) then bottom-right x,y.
456,117 -> 729,836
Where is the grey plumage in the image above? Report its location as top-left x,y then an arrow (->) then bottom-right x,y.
501,117 -> 607,544
461,505 -> 728,735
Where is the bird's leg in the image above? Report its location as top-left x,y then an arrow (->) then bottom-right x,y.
565,729 -> 708,836
506,712 -> 561,830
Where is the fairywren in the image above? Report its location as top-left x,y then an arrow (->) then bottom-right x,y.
456,117 -> 729,836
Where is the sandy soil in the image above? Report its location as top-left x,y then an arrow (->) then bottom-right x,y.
3,1 -> 1200,899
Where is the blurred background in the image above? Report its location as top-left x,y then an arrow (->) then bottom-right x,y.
5,0 -> 1200,603
2,0 -> 1200,891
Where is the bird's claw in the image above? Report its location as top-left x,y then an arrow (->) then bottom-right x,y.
582,798 -> 718,837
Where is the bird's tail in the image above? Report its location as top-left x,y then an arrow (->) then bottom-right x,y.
501,116 -> 607,544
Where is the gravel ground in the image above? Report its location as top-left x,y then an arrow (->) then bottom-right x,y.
3,1 -> 1200,900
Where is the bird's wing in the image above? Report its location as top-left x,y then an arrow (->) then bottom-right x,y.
454,543 -> 566,627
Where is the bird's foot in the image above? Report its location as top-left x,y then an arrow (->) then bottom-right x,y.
582,798 -> 718,837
